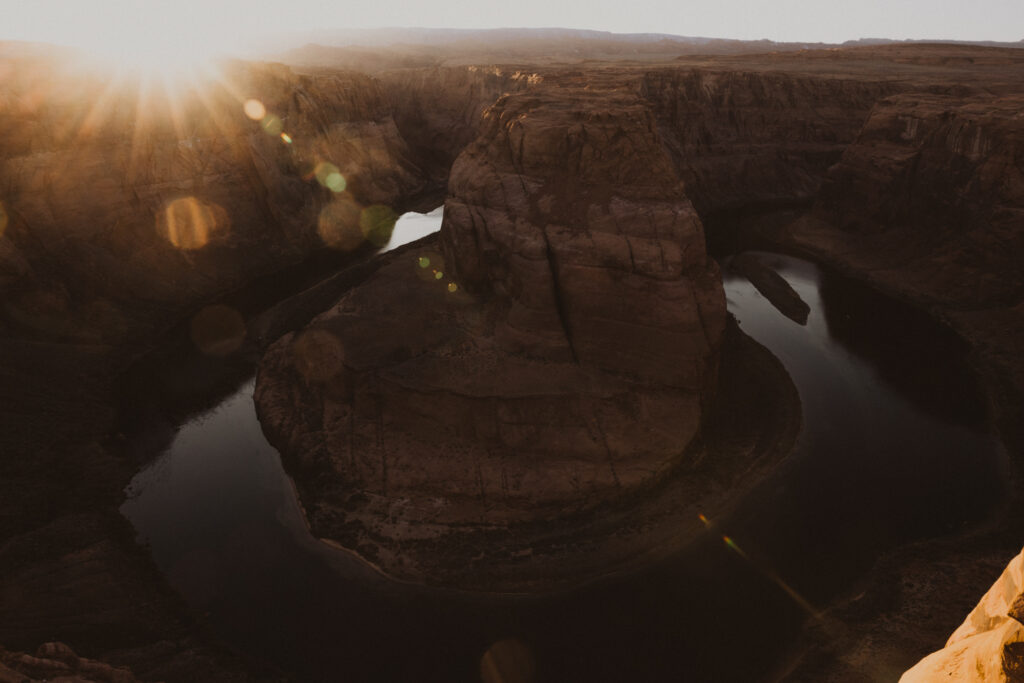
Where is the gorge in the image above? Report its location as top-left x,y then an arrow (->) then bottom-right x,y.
0,38 -> 1022,682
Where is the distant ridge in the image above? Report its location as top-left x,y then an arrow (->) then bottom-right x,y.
252,26 -> 1024,53
842,37 -> 1024,48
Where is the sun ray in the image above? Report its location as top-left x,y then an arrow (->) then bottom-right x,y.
127,77 -> 158,184
159,75 -> 189,143
75,71 -> 129,143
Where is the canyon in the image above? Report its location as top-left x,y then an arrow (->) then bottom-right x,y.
0,37 -> 1021,681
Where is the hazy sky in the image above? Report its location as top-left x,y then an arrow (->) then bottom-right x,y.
3,0 -> 1023,58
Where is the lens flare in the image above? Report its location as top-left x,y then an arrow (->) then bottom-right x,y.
360,205 -> 398,247
243,99 -> 266,121
292,329 -> 345,383
280,132 -> 293,144
158,196 -> 229,250
416,252 -> 447,282
190,305 -> 246,356
717,529 -> 820,618
480,638 -> 535,683
261,114 -> 283,136
318,196 -> 365,251
314,162 -> 346,193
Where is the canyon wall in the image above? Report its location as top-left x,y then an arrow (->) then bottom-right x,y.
788,88 -> 1024,470
805,91 -> 1024,308
378,65 -> 536,182
0,56 -> 429,344
641,69 -> 900,218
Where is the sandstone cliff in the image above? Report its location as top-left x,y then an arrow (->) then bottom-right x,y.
901,547 -> 1024,682
642,69 -> 900,218
254,78 -> 729,587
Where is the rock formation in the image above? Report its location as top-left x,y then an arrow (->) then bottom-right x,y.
255,79 -> 728,586
901,548 -> 1024,682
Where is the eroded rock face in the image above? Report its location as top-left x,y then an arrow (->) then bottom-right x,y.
787,89 -> 1024,469
807,92 -> 1024,308
642,69 -> 900,217
255,81 -> 727,585
900,548 -> 1024,682
441,87 -> 725,388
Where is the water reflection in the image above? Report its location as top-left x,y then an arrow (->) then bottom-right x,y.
386,207 -> 444,251
120,248 -> 1006,682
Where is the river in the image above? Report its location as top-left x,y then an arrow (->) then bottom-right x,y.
119,213 -> 1007,681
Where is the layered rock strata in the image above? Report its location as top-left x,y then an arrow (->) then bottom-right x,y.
642,69 -> 900,218
255,84 -> 728,586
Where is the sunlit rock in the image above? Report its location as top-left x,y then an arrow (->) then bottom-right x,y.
901,548 -> 1024,682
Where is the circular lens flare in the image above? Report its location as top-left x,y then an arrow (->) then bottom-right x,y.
292,329 -> 345,383
480,639 -> 535,683
190,305 -> 246,356
158,196 -> 229,250
244,99 -> 266,121
318,196 -> 365,251
359,205 -> 397,247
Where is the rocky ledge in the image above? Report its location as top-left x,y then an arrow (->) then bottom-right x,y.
901,546 -> 1024,681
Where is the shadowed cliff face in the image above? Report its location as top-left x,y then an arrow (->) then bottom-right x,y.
441,87 -> 725,388
641,69 -> 901,217
787,86 -> 1024,476
810,92 -> 1024,307
0,56 -> 430,344
379,66 -> 537,182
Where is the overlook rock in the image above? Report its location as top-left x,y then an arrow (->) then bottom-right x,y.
254,81 -> 729,587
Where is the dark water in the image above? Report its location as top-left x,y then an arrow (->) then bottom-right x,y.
120,230 -> 1007,681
